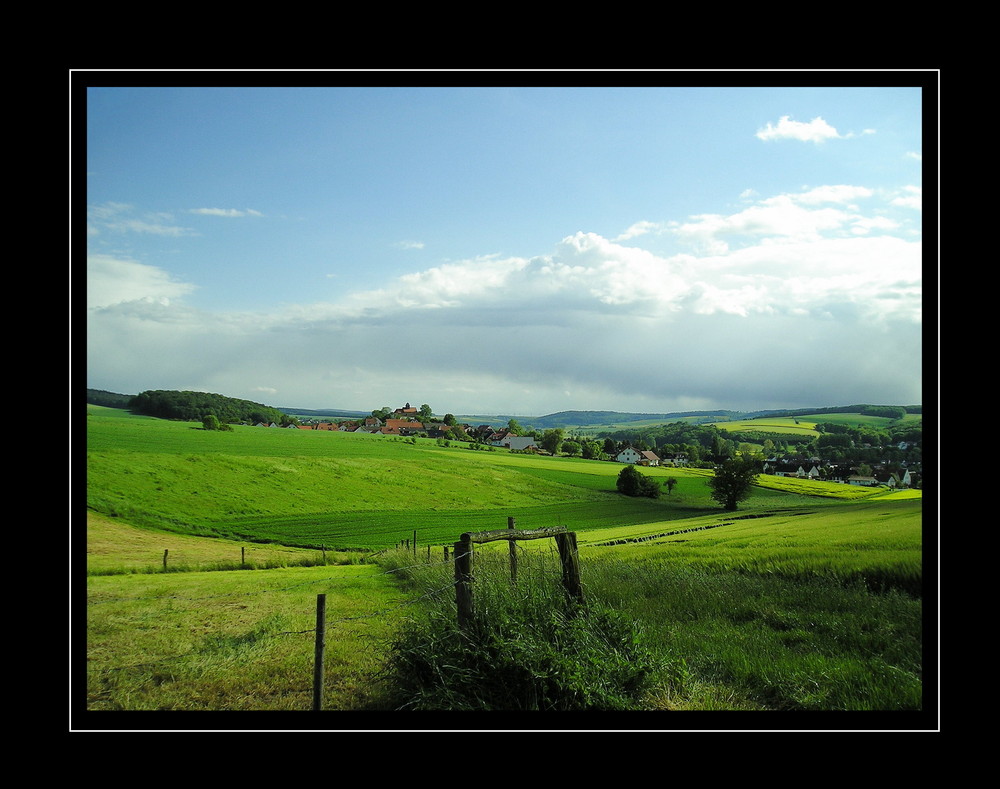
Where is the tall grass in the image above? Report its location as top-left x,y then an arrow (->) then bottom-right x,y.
581,557 -> 922,711
375,546 -> 667,710
374,542 -> 922,712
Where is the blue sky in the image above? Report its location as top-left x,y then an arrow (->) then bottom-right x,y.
84,81 -> 927,416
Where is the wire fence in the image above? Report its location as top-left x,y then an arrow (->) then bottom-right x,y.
85,537 -> 574,710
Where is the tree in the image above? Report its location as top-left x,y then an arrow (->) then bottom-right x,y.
507,418 -> 524,436
202,414 -> 221,431
443,413 -> 457,426
665,477 -> 678,495
616,465 -> 661,498
707,457 -> 761,510
419,404 -> 433,420
541,428 -> 565,455
562,440 -> 581,457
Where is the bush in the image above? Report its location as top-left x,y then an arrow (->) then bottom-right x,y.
616,465 -> 661,498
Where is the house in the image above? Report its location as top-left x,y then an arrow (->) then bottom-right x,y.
847,475 -> 879,486
660,452 -> 688,467
615,446 -> 660,466
488,429 -> 514,446
385,419 -> 425,433
503,436 -> 538,451
765,462 -> 806,477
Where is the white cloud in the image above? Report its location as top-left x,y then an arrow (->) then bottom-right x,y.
890,186 -> 922,211
393,240 -> 426,250
189,208 -> 264,217
86,185 -> 922,413
88,202 -> 196,237
86,254 -> 197,309
614,220 -> 661,241
756,115 -> 843,143
787,185 -> 874,206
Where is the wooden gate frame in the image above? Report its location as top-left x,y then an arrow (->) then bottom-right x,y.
453,520 -> 583,631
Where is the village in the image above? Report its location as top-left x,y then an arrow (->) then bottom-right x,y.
256,403 -> 920,491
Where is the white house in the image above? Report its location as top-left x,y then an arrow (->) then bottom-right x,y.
615,447 -> 660,466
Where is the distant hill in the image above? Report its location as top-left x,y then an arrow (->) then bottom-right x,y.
88,389 -> 921,430
510,410 -> 744,430
278,407 -> 369,419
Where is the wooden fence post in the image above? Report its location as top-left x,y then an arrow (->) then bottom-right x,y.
313,594 -> 326,711
163,549 -> 168,570
508,516 -> 518,585
454,536 -> 474,632
241,546 -> 245,565
413,530 -> 417,555
555,531 -> 584,604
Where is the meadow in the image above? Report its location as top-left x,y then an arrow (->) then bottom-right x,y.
82,406 -> 927,718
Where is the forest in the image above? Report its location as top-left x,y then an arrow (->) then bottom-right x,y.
124,390 -> 291,426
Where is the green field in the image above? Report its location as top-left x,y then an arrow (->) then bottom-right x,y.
82,405 -> 927,717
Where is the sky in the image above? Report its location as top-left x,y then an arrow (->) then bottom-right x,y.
83,80 -> 928,417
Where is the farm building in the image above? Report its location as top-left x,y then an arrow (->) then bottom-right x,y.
615,446 -> 660,466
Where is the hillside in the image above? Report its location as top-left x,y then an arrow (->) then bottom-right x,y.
87,389 -> 921,432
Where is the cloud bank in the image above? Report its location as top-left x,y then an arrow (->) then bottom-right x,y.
85,185 -> 923,415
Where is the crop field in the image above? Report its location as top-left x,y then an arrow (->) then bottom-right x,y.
81,406 -> 928,718
709,417 -> 820,436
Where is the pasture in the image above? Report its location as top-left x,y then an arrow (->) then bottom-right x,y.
82,406 -> 927,717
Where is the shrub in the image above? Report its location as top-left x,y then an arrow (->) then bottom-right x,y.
616,465 -> 661,498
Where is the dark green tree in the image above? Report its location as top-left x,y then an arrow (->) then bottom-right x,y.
616,465 -> 661,498
665,477 -> 678,495
707,457 -> 761,510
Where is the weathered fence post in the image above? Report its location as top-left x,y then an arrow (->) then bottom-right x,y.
313,594 -> 326,711
454,535 -> 475,632
508,516 -> 518,585
454,524 -> 583,630
555,531 -> 584,604
163,549 -> 168,570
241,546 -> 245,565
444,545 -> 450,562
413,530 -> 417,555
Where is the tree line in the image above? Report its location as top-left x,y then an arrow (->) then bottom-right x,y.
127,390 -> 292,426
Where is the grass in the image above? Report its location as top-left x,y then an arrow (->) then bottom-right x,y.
82,406 -> 928,717
89,406 -> 879,549
85,562 -> 409,711
373,542 -> 922,712
86,511 -> 363,575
